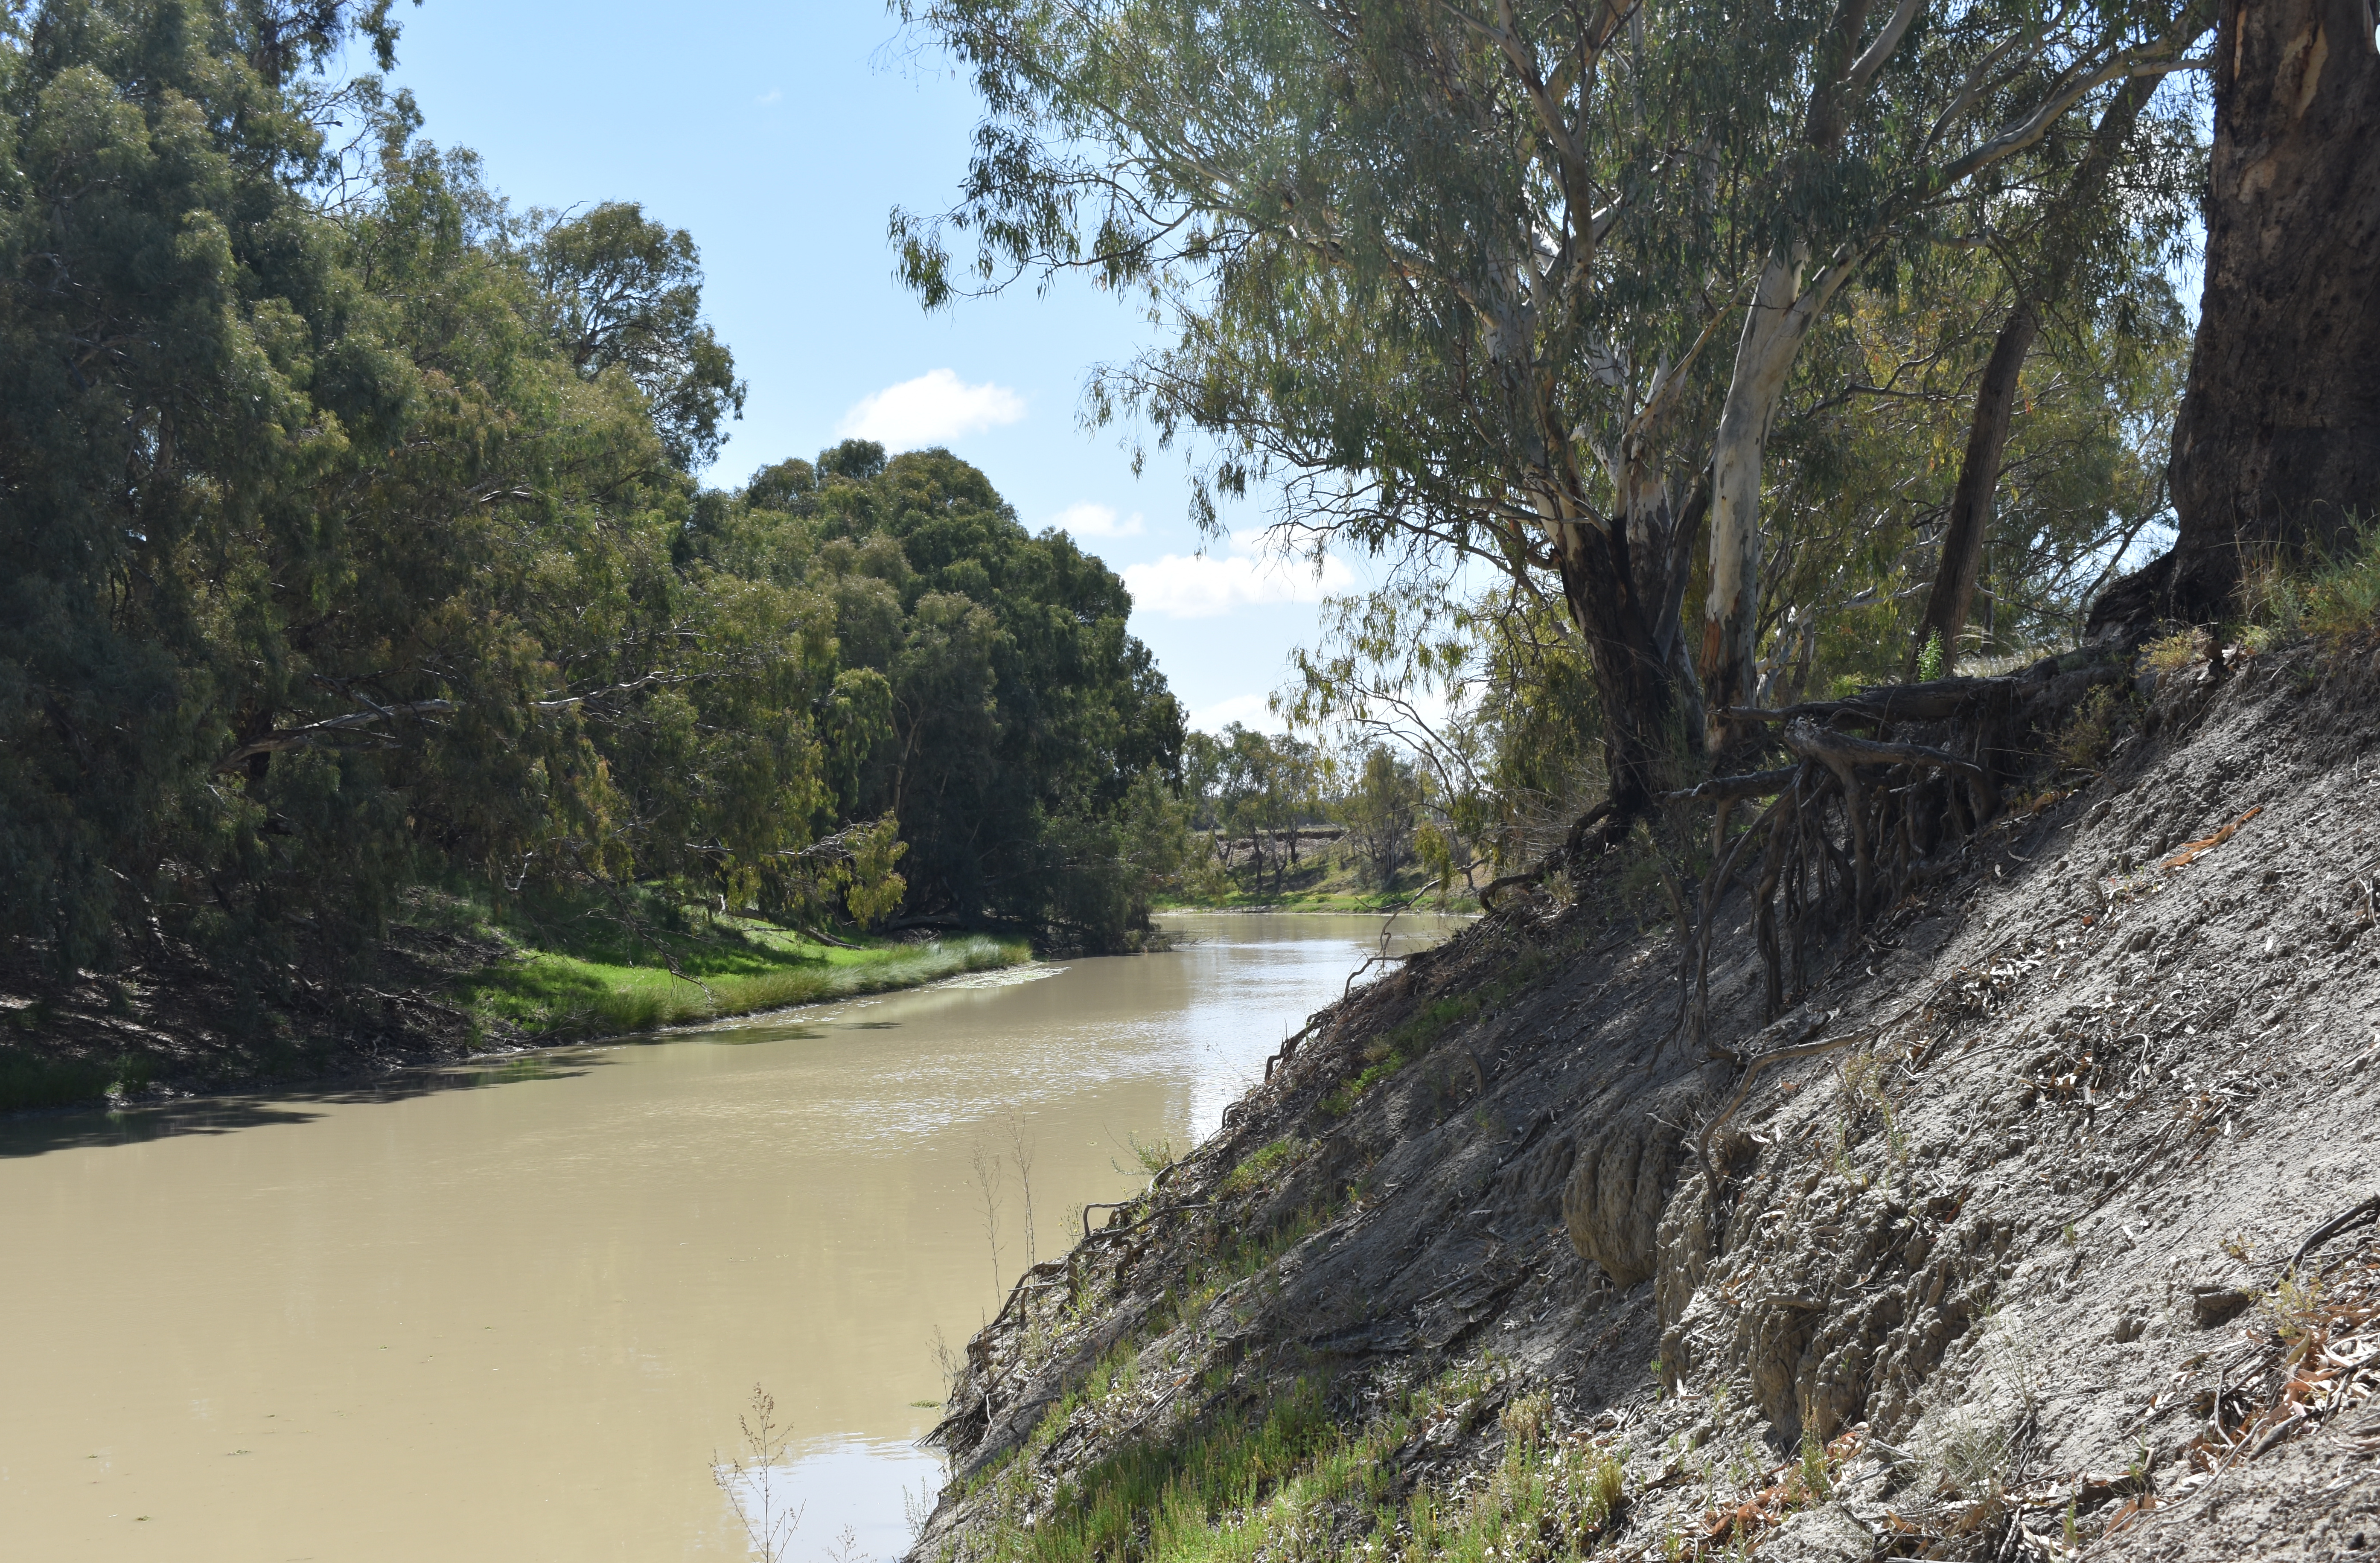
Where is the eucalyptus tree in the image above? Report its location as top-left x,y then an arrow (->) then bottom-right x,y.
530,202 -> 748,471
1908,62 -> 2204,672
899,0 -> 2213,824
1341,745 -> 1424,888
1691,0 -> 2213,742
897,0 -> 1738,823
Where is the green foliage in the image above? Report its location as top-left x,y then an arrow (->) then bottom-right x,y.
1339,747 -> 1423,891
1799,1426 -> 1834,1501
529,201 -> 746,469
687,447 -> 1186,950
1179,724 -> 1326,898
2142,631 -> 2206,674
1123,1130 -> 1178,1177
0,2 -> 1181,1022
1917,632 -> 1946,683
0,1046 -> 117,1112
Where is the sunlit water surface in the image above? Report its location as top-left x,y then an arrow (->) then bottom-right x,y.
0,912 -> 1462,1562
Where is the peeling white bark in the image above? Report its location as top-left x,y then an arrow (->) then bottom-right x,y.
1699,246 -> 1862,749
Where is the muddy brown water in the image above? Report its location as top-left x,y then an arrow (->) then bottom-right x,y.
0,912 -> 1462,1563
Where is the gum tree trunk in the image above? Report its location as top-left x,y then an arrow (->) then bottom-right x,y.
1547,505 -> 1695,827
2144,0 -> 2380,621
1919,70 -> 2174,667
1701,250 -> 1851,752
1914,301 -> 2040,673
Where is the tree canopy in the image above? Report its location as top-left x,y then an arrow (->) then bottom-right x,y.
0,0 -> 1185,1011
899,0 -> 2215,825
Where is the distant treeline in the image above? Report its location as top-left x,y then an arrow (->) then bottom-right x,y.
0,0 -> 1186,1011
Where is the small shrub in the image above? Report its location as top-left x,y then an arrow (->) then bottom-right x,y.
1917,631 -> 1945,682
2239,520 -> 2380,653
2052,686 -> 2131,772
1499,1389 -> 1551,1450
2266,1269 -> 2327,1342
1221,1138 -> 1301,1197
2141,631 -> 2204,675
1797,1426 -> 1833,1500
1124,1129 -> 1177,1176
2301,524 -> 2380,649
1586,1447 -> 1626,1525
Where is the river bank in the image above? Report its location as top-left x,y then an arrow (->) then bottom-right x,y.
1154,891 -> 1482,915
913,640 -> 2380,1563
0,896 -> 1032,1114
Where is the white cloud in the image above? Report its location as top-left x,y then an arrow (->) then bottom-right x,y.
755,88 -> 783,105
1048,502 -> 1145,540
1191,693 -> 1284,733
836,369 -> 1026,447
1122,529 -> 1355,619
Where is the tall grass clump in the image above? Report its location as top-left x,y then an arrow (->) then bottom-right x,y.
2240,521 -> 2380,653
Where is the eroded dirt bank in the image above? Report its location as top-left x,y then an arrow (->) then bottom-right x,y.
913,641 -> 2380,1563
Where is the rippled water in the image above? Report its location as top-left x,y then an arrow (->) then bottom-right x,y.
0,912 -> 1462,1562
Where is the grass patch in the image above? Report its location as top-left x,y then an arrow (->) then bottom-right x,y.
2240,521 -> 2380,653
441,892 -> 1030,1038
984,1358 -> 1629,1563
1221,1138 -> 1302,1197
998,1373 -> 1339,1563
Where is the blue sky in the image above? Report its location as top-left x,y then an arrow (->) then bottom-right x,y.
379,0 -> 1339,733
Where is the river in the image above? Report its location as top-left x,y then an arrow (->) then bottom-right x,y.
0,911 -> 1462,1562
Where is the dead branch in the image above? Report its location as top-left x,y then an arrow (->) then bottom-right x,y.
2291,1193 -> 2380,1273
214,699 -> 456,773
1663,767 -> 1800,805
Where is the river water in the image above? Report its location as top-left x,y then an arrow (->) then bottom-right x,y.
0,912 -> 1462,1563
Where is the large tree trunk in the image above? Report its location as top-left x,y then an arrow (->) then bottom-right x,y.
2107,0 -> 2380,629
1914,301 -> 2040,673
1614,439 -> 1710,735
1701,249 -> 1852,753
1550,511 -> 1694,827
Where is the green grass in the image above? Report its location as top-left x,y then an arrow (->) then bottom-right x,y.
993,1373 -> 1341,1563
1220,1138 -> 1302,1197
981,1359 -> 1628,1563
443,897 -> 1030,1038
2239,521 -> 2380,653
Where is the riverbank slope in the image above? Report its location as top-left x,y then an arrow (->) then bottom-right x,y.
0,902 -> 1029,1111
913,637 -> 2380,1563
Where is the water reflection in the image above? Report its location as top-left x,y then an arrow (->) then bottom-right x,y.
0,1051 -> 609,1158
